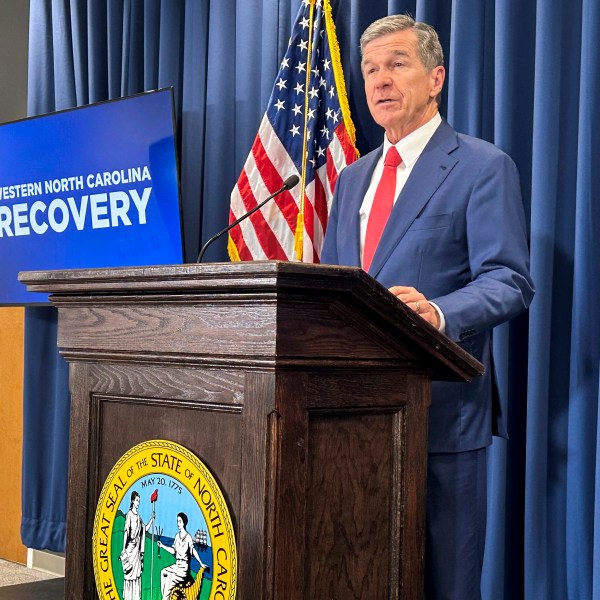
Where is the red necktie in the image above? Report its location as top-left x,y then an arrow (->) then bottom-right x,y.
363,146 -> 402,271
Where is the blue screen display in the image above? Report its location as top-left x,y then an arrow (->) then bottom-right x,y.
0,89 -> 184,305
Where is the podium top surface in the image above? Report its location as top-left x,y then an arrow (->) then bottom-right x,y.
19,261 -> 483,381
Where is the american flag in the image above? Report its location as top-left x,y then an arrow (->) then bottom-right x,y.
228,0 -> 357,263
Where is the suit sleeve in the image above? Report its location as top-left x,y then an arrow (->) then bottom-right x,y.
432,152 -> 534,342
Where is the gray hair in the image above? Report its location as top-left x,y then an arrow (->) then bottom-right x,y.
360,14 -> 444,72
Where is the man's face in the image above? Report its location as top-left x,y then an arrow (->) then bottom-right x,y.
362,29 -> 445,142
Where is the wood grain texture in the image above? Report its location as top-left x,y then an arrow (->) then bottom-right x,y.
21,262 -> 483,381
21,263 -> 481,599
65,363 -> 246,600
305,413 -> 395,599
0,307 -> 26,564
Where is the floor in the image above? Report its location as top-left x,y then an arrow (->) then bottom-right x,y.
0,559 -> 63,599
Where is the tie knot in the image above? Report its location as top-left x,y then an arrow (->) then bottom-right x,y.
384,146 -> 402,168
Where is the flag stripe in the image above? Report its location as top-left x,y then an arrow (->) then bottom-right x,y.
326,147 -> 339,199
313,169 -> 329,234
228,0 -> 357,263
252,136 -> 298,232
228,208 -> 255,261
337,122 -> 358,167
235,170 -> 288,259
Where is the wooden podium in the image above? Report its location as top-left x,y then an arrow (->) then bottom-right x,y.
20,262 -> 482,600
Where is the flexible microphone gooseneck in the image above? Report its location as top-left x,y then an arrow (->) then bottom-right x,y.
196,174 -> 300,263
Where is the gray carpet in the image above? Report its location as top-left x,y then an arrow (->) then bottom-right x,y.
0,558 -> 61,587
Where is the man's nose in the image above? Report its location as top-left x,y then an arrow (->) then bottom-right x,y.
373,71 -> 392,88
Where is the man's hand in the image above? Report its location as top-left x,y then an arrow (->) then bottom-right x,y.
388,285 -> 441,329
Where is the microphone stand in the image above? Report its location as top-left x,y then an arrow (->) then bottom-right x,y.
196,175 -> 299,263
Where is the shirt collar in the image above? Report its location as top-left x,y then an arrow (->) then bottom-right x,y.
383,113 -> 442,167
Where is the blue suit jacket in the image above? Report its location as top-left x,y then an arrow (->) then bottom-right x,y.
322,120 -> 534,452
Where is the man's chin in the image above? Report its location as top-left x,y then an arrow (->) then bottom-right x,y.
372,103 -> 403,121
373,114 -> 403,133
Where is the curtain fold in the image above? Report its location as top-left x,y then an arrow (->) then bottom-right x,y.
23,0 -> 600,597
565,0 -> 600,597
527,0 -> 580,597
21,307 -> 69,552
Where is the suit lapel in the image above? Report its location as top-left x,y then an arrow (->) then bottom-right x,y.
340,147 -> 382,266
369,122 -> 459,278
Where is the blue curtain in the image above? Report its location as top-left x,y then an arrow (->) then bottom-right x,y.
23,0 -> 600,598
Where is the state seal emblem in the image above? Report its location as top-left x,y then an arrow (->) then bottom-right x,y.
92,440 -> 237,600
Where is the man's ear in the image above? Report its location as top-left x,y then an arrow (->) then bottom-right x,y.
430,65 -> 445,98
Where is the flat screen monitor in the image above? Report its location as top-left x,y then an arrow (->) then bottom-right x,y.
0,88 -> 184,305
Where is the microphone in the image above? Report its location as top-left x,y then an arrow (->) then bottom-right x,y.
196,174 -> 300,263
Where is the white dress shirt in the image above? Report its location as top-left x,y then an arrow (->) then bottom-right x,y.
359,112 -> 442,252
359,112 -> 446,331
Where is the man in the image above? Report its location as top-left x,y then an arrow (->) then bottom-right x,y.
321,14 -> 534,599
